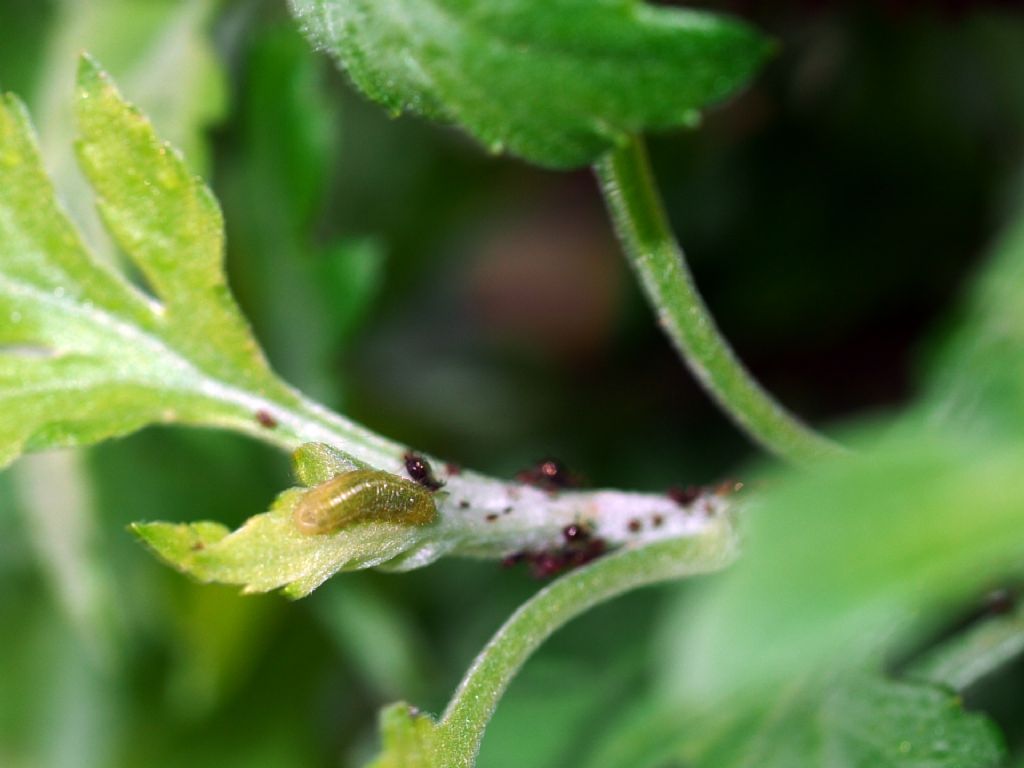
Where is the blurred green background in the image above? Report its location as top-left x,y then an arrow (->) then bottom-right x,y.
2,1 -> 1023,766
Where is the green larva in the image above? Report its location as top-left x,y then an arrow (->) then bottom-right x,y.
293,469 -> 437,535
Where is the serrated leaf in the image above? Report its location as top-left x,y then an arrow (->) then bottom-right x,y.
0,55 -> 301,466
289,0 -> 771,168
131,488 -> 433,598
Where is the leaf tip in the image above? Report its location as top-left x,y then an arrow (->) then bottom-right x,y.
129,520 -> 229,572
76,51 -> 108,92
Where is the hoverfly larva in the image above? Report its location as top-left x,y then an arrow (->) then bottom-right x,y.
293,469 -> 437,535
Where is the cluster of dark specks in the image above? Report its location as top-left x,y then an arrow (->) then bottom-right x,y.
502,523 -> 607,579
404,451 -> 445,491
515,457 -> 582,493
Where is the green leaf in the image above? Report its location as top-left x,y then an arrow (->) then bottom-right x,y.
289,0 -> 771,168
366,702 -> 441,768
662,426 -> 1024,705
130,487 -> 432,598
0,54 -> 300,466
682,674 -> 1005,768
921,197 -> 1024,438
292,441 -> 361,486
908,600 -> 1024,692
132,441 -> 446,597
586,674 -> 1005,768
220,25 -> 382,402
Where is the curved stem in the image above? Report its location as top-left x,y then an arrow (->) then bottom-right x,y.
433,517 -> 737,767
594,136 -> 841,465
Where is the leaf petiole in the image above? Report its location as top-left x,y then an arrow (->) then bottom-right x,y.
595,136 -> 842,465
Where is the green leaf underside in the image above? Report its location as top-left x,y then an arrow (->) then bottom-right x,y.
679,674 -> 1004,768
0,55 -> 297,467
289,0 -> 770,168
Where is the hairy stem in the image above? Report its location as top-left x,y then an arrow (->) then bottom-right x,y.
216,380 -> 738,567
595,136 -> 840,465
433,517 -> 737,767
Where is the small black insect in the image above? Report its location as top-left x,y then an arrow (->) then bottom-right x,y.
404,451 -> 444,490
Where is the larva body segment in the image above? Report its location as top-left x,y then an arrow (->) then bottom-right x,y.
293,469 -> 437,535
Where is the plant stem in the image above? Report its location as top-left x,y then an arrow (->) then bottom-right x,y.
434,517 -> 737,767
594,136 -> 840,465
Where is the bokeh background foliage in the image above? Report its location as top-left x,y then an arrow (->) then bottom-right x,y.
2,1 -> 1024,766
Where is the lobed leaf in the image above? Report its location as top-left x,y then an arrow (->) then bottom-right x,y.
288,0 -> 771,168
0,55 -> 299,467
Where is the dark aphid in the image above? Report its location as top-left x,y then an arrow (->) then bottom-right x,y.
530,552 -> 566,578
668,485 -> 702,506
984,588 -> 1016,616
627,518 -> 642,533
651,514 -> 664,528
293,469 -> 437,535
255,409 -> 278,429
404,451 -> 444,490
515,457 -> 581,491
485,513 -> 499,522
562,523 -> 589,543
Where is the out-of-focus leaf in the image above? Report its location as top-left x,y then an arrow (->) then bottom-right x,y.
663,427 -> 1024,705
921,197 -> 1024,438
0,3 -> 53,98
35,0 -> 224,171
664,201 -> 1024,706
908,601 -> 1024,692
586,673 -> 1005,768
223,25 -> 382,403
32,0 -> 225,260
0,56 -> 297,466
289,0 -> 770,168
681,674 -> 1004,768
311,577 -> 428,699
